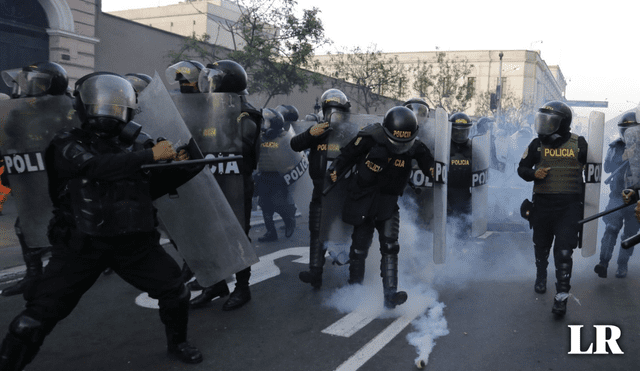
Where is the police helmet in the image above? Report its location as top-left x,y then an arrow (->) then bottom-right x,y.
199,60 -> 248,94
124,73 -> 153,94
1,68 -> 22,98
382,106 -> 419,154
534,101 -> 572,136
402,98 -> 430,120
320,89 -> 350,118
262,108 -> 285,140
449,112 -> 472,144
618,111 -> 639,141
0,93 -> 9,100
11,62 -> 69,97
165,60 -> 204,93
74,73 -> 138,137
275,105 -> 299,122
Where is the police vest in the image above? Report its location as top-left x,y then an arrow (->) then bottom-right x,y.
534,134 -> 583,194
448,141 -> 472,189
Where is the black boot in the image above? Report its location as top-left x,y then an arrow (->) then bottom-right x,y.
381,254 -> 407,309
189,280 -> 230,309
167,341 -> 203,364
2,245 -> 46,297
258,213 -> 278,242
551,294 -> 568,316
161,286 -> 202,364
348,249 -> 367,285
223,268 -> 251,311
282,204 -> 297,238
594,263 -> 607,278
533,245 -> 549,294
299,236 -> 325,288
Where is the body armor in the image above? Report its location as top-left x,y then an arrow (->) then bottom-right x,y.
534,134 -> 583,194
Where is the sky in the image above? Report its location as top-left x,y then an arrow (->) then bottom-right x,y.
101,0 -> 640,121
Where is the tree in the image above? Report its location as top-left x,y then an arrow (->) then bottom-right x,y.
412,52 -> 475,114
318,44 -> 408,114
183,0 -> 329,107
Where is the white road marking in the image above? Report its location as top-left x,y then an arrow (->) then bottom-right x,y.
334,314 -> 419,371
135,247 -> 309,309
322,311 -> 377,338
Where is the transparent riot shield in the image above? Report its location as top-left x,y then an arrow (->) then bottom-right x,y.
471,131 -> 490,237
136,73 -> 257,286
0,95 -> 79,248
170,90 -> 246,225
581,111 -> 604,257
257,125 -> 312,220
320,112 -> 381,248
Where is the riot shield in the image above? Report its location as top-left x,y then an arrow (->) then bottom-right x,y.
170,91 -> 246,225
320,112 -> 380,244
0,95 -> 79,248
136,73 -> 257,286
471,131 -> 490,238
402,108 -> 450,263
257,125 -> 312,219
581,111 -> 604,257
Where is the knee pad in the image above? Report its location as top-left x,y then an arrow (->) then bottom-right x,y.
9,314 -> 44,345
380,240 -> 400,255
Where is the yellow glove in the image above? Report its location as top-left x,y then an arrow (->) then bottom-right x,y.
310,122 -> 330,137
622,189 -> 637,204
152,141 -> 177,161
330,170 -> 337,182
534,167 -> 550,179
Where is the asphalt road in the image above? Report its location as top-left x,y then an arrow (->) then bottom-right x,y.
0,196 -> 638,371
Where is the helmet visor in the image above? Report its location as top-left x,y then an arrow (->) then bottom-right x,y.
535,112 -> 561,136
451,127 -> 470,143
78,75 -> 137,123
386,137 -> 415,154
125,75 -> 150,93
1,69 -> 20,88
165,61 -> 200,84
198,68 -> 224,93
17,71 -> 52,96
405,103 -> 429,120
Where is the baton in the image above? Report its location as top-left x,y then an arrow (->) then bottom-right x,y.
141,156 -> 243,170
622,232 -> 640,249
577,189 -> 638,225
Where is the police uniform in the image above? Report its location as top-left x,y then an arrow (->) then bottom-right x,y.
596,138 -> 637,278
331,119 -> 434,309
448,139 -> 473,217
518,132 -> 587,305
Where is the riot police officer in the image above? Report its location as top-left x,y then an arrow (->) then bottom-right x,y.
186,60 -> 262,310
594,111 -> 638,279
0,73 -> 204,369
0,62 -> 69,297
256,108 -> 298,242
328,106 -> 434,308
517,101 -> 587,316
291,88 -> 351,289
447,112 -> 474,228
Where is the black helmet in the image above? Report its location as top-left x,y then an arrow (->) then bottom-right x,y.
275,105 -> 299,122
618,111 -> 639,141
382,106 -> 419,154
261,108 -> 285,140
124,73 -> 153,93
74,72 -> 138,138
320,89 -> 350,118
534,101 -> 572,136
11,62 -> 68,97
402,98 -> 430,121
165,60 -> 204,93
200,60 -> 248,94
449,112 -> 472,144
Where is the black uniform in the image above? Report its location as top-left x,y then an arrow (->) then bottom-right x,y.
518,132 -> 587,296
331,123 -> 434,308
448,139 -> 473,217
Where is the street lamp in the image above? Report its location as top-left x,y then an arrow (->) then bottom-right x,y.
497,52 -> 504,118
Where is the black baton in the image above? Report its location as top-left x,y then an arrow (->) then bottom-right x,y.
141,156 -> 243,170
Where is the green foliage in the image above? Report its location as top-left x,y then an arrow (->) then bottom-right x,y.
320,44 -> 408,114
412,52 -> 475,114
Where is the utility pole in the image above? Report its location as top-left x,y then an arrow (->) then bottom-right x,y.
497,51 -> 503,119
